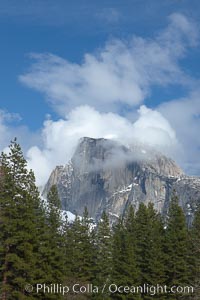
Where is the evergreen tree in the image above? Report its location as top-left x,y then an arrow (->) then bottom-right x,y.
164,193 -> 191,299
135,203 -> 150,285
64,207 -> 94,298
36,184 -> 65,299
111,215 -> 141,300
81,207 -> 96,283
124,205 -> 139,279
124,205 -> 142,300
94,211 -> 112,299
145,204 -> 166,299
0,139 -> 43,299
189,204 -> 200,299
62,213 -> 72,279
135,203 -> 165,300
47,185 -> 61,227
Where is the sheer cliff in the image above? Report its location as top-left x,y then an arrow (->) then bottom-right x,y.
43,137 -> 200,221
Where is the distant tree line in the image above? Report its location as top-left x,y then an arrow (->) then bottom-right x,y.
0,140 -> 200,299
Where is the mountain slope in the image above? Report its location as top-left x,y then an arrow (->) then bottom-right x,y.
43,137 -> 200,222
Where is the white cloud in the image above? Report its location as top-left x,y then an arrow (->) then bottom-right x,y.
0,110 -> 22,148
132,105 -> 179,154
163,13 -> 198,48
19,13 -> 197,116
0,110 -> 21,122
0,109 -> 41,156
26,105 -> 179,186
158,90 -> 200,175
1,12 -> 197,186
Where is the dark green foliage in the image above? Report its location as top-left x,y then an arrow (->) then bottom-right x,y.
63,209 -> 96,300
47,184 -> 61,226
37,185 -> 65,299
164,193 -> 191,299
0,140 -> 199,300
111,213 -> 141,300
0,139 -> 42,299
189,204 -> 200,299
134,203 -> 166,300
65,208 -> 94,283
93,211 -> 112,299
0,141 -> 65,299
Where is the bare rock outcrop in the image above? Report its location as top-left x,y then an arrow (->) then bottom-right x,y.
43,137 -> 200,221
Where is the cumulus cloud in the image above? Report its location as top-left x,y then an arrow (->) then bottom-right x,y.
1,12 -> 197,186
132,105 -> 179,153
158,90 -> 200,175
0,109 -> 41,155
26,105 -> 179,186
19,13 -> 197,116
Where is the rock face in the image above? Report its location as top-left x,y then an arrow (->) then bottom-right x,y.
43,137 -> 200,221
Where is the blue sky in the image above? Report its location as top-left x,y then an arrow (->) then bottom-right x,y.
0,0 -> 200,185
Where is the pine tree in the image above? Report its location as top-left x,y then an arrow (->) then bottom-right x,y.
135,203 -> 165,300
123,205 -> 142,300
111,214 -> 141,300
80,207 -> 96,283
189,203 -> 200,299
94,211 -> 112,299
64,207 -> 94,298
135,203 -> 150,285
144,203 -> 166,299
62,213 -> 71,279
37,184 -> 65,296
124,205 -> 139,279
164,193 -> 191,299
0,139 -> 43,299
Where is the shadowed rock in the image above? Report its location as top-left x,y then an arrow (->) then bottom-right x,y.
43,137 -> 200,222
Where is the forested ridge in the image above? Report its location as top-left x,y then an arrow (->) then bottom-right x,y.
0,140 -> 200,299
